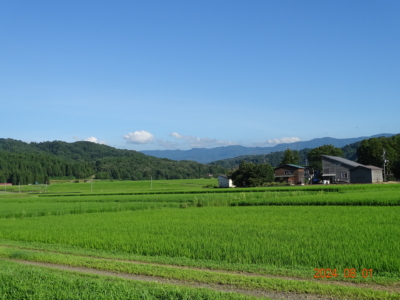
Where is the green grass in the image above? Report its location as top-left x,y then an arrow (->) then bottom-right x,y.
3,179 -> 399,197
1,180 -> 400,298
0,259 -> 260,300
45,178 -> 219,194
1,248 -> 398,300
2,187 -> 400,220
230,189 -> 400,206
0,200 -> 181,219
1,206 -> 399,279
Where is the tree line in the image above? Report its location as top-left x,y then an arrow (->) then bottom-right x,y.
0,151 -> 93,185
0,139 -> 226,184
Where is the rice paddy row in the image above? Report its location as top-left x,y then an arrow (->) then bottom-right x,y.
1,188 -> 400,220
0,259 -> 258,300
1,180 -> 399,299
1,206 -> 399,279
0,247 -> 398,300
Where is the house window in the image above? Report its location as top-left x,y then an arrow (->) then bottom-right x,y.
341,172 -> 348,179
334,162 -> 341,166
284,171 -> 293,175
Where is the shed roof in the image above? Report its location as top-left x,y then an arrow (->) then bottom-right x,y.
275,164 -> 305,170
352,165 -> 383,171
321,155 -> 363,168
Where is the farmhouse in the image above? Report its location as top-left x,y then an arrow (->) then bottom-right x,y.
218,175 -> 235,188
321,155 -> 383,184
274,164 -> 305,185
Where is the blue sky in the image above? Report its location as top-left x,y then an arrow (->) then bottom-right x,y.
1,0 -> 399,150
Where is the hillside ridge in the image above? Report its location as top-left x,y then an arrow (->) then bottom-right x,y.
142,133 -> 395,163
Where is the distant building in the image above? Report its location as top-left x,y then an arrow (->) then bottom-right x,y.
0,183 -> 12,186
205,173 -> 213,178
350,165 -> 384,184
274,164 -> 305,185
218,175 -> 235,188
321,155 -> 383,184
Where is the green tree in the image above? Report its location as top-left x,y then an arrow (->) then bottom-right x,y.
279,149 -> 300,166
308,145 -> 343,172
229,161 -> 274,187
357,136 -> 400,180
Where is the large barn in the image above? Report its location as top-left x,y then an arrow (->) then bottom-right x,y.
321,155 -> 383,184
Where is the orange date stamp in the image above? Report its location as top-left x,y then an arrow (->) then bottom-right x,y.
314,268 -> 373,279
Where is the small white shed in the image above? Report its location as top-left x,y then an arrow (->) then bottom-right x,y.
218,175 -> 235,188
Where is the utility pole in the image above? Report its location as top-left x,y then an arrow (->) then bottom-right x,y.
382,149 -> 389,182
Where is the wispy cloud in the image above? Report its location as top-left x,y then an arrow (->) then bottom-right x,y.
84,137 -> 107,145
169,132 -> 237,148
73,136 -> 107,144
123,130 -> 154,144
267,137 -> 301,144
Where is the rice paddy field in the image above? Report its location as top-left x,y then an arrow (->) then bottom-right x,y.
1,179 -> 400,299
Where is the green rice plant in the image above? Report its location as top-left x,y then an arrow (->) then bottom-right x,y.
0,206 -> 399,278
0,201 -> 181,219
0,259 -> 258,300
231,189 -> 400,206
0,249 -> 397,299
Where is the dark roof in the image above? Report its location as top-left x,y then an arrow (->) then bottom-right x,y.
322,155 -> 382,170
275,164 -> 305,170
218,175 -> 228,179
352,165 -> 383,170
321,155 -> 362,168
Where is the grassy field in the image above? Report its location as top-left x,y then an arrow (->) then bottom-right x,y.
0,259 -> 259,300
1,178 -> 218,194
1,206 -> 399,276
0,179 -> 400,299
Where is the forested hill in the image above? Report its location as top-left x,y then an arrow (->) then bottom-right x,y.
209,141 -> 362,169
0,139 -> 226,184
0,139 -> 152,160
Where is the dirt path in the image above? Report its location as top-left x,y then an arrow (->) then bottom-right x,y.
2,244 -> 399,294
11,259 -> 335,300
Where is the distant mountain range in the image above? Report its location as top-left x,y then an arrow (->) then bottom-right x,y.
141,133 -> 395,164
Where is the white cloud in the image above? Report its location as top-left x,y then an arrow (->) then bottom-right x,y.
170,132 -> 183,139
267,137 -> 301,144
124,130 -> 154,144
169,132 -> 237,148
84,137 -> 107,145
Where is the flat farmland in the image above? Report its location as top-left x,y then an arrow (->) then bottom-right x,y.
1,179 -> 400,300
